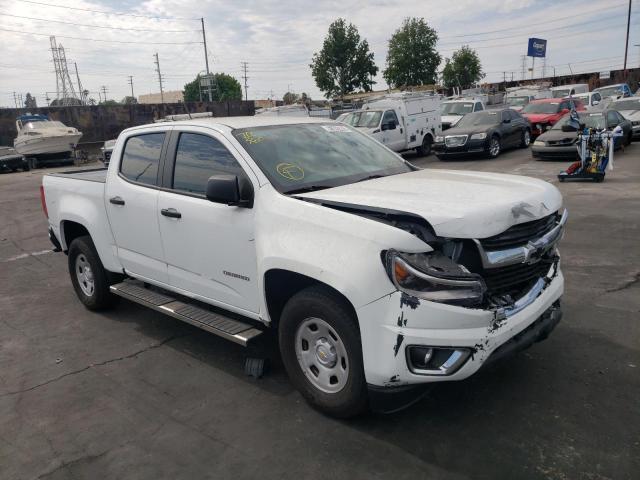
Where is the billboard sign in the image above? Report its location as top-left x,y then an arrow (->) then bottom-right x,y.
527,38 -> 547,58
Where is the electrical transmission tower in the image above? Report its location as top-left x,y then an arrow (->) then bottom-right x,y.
50,36 -> 79,106
154,53 -> 165,104
241,61 -> 249,101
128,76 -> 135,100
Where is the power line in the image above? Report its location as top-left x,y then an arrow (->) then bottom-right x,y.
0,13 -> 198,32
0,27 -> 203,45
14,0 -> 198,21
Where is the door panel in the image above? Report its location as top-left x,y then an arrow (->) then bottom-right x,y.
381,110 -> 405,151
158,130 -> 259,313
105,132 -> 168,283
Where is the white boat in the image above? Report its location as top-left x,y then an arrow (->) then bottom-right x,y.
14,114 -> 82,157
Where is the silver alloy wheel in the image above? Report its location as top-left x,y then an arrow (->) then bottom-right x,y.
523,130 -> 531,146
294,317 -> 349,394
75,254 -> 95,297
489,137 -> 500,156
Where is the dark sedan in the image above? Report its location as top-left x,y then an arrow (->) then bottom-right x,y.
433,109 -> 531,159
531,110 -> 633,161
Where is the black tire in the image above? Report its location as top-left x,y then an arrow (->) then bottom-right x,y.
487,135 -> 501,158
68,235 -> 119,310
416,134 -> 432,156
520,129 -> 531,148
279,285 -> 368,418
22,162 -> 30,172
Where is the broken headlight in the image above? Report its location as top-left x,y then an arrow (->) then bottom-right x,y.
385,250 -> 486,307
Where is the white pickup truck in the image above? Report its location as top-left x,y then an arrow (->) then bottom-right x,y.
42,116 -> 566,417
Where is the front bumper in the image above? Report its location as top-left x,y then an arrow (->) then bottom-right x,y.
531,145 -> 578,161
632,125 -> 640,139
433,138 -> 488,157
357,266 -> 564,388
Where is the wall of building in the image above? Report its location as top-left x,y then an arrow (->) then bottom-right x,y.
139,91 -> 184,104
0,101 -> 254,146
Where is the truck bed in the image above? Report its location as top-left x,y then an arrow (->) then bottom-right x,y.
48,167 -> 108,183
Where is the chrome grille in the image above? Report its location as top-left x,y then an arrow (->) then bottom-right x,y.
481,213 -> 560,250
483,258 -> 555,297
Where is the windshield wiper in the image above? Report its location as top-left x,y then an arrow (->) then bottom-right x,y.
355,174 -> 386,183
285,185 -> 334,195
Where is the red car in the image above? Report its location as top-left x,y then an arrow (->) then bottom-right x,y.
521,98 -> 586,136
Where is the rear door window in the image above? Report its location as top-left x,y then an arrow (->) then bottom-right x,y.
172,133 -> 243,195
120,133 -> 165,186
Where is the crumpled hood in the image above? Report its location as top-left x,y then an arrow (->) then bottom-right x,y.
523,113 -> 558,123
296,169 -> 563,239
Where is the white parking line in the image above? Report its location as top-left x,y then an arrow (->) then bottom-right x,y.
2,250 -> 53,263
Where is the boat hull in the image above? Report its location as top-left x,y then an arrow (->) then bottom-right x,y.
14,133 -> 82,156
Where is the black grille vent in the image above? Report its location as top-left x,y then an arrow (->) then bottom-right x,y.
484,258 -> 555,297
481,213 -> 559,250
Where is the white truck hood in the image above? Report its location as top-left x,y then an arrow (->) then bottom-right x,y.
296,169 -> 563,239
618,109 -> 640,121
441,115 -> 463,126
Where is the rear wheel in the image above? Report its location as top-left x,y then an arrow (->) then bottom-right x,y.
488,135 -> 501,158
416,134 -> 432,156
279,286 -> 368,418
68,236 -> 119,310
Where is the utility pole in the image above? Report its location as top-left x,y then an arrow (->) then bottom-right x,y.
503,71 -> 506,91
241,61 -> 249,101
13,92 -> 18,109
74,62 -> 84,105
201,18 -> 212,102
520,55 -> 527,81
623,0 -> 633,77
154,53 -> 164,104
128,75 -> 134,100
100,85 -> 108,102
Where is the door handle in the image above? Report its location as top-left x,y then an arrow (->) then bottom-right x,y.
161,208 -> 182,219
109,196 -> 125,206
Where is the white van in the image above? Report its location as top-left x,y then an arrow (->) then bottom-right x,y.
550,84 -> 589,98
337,92 -> 441,155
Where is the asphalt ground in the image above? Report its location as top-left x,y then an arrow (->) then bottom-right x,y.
1,143 -> 639,480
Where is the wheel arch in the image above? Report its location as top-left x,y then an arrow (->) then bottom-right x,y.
264,269 -> 358,330
60,220 -> 91,252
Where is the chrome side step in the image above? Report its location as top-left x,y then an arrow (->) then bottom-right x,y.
109,281 -> 263,346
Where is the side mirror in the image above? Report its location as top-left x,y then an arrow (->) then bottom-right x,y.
205,174 -> 253,208
381,121 -> 396,131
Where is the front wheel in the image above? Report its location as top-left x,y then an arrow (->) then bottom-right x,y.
520,129 -> 531,148
279,286 -> 368,418
416,134 -> 432,156
68,236 -> 119,310
488,135 -> 501,158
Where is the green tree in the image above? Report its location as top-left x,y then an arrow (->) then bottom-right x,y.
183,73 -> 243,102
310,18 -> 378,99
24,93 -> 37,108
99,99 -> 119,106
283,92 -> 299,105
121,96 -> 138,105
383,18 -> 440,88
441,46 -> 485,89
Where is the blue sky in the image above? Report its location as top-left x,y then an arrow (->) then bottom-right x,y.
0,0 -> 639,107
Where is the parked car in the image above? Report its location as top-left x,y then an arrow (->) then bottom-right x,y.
337,93 -> 441,156
521,98 -> 586,136
572,92 -> 604,111
440,98 -> 485,130
433,108 -> 531,159
550,84 -> 589,97
531,110 -> 632,161
0,146 -> 28,172
505,86 -> 552,112
41,116 -> 566,417
594,83 -> 633,100
100,139 -> 116,166
610,97 -> 640,140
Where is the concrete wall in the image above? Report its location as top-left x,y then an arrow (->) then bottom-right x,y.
0,101 -> 254,146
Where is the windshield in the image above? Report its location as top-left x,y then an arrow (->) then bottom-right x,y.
552,89 -> 571,97
28,121 -> 67,129
522,102 -> 561,114
597,86 -> 624,97
455,111 -> 500,127
507,96 -> 529,106
612,99 -> 640,111
339,111 -> 382,128
233,123 -> 411,193
441,102 -> 474,115
553,113 -> 605,130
